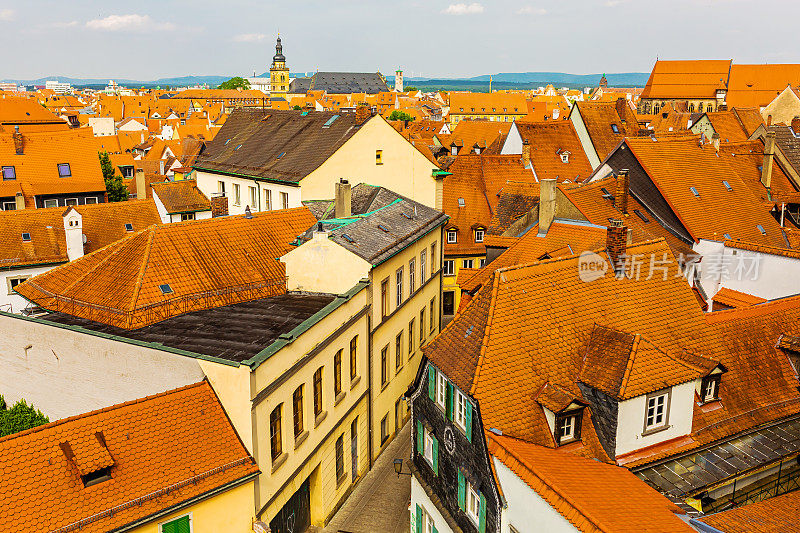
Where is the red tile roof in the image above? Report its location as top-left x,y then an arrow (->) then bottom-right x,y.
698,488 -> 800,533
515,121 -> 593,181
711,287 -> 767,309
727,64 -> 800,108
150,179 -> 211,214
641,60 -> 732,100
571,100 -> 640,161
0,381 -> 258,533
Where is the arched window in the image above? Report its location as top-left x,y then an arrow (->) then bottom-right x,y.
688,103 -> 695,112
653,104 -> 660,114
698,103 -> 704,113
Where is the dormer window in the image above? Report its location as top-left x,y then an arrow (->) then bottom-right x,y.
643,389 -> 671,434
447,229 -> 458,243
701,375 -> 721,402
560,151 -> 570,163
474,228 -> 484,243
124,223 -> 134,232
57,163 -> 71,177
451,144 -> 458,156
555,409 -> 583,445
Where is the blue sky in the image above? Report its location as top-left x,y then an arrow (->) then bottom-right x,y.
1,0 -> 799,80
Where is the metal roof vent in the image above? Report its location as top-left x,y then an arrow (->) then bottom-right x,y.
245,206 -> 253,219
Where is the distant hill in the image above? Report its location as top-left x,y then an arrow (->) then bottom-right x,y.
1,75 -> 233,88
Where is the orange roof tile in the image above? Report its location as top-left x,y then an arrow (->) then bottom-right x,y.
487,433 -> 693,533
16,207 -> 316,329
704,111 -> 750,142
697,485 -> 800,532
449,93 -> 527,116
571,100 -> 639,161
0,381 -> 258,533
515,121 -> 594,181
641,60 -> 732,100
727,64 -> 800,108
150,179 -> 211,214
0,96 -> 69,126
732,107 -> 764,136
711,287 -> 767,309
449,120 -> 512,156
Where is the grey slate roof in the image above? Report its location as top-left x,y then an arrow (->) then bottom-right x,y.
193,108 -> 366,184
41,293 -> 336,364
300,184 -> 448,265
305,72 -> 389,95
771,124 -> 800,176
290,77 -> 312,94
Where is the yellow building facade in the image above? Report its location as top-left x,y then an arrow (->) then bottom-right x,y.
270,35 -> 290,99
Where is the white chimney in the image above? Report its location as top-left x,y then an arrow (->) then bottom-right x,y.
62,207 -> 84,261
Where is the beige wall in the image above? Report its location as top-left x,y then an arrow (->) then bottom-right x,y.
299,116 -> 440,208
762,86 -> 800,125
198,360 -> 253,452
282,232 -> 371,294
369,227 -> 443,459
128,480 -> 255,533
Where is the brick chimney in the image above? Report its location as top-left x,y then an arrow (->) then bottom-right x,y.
762,130 -> 776,190
791,116 -> 800,135
211,194 -> 229,217
615,97 -> 627,123
14,192 -> 25,210
355,104 -> 371,125
711,132 -> 720,152
13,127 -> 24,155
538,178 -> 557,235
606,219 -> 628,274
135,168 -> 146,200
521,140 -> 531,168
614,169 -> 629,214
335,179 -> 352,218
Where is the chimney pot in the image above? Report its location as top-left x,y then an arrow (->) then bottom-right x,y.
210,194 -> 229,217
15,192 -> 25,211
335,179 -> 352,218
538,179 -> 557,235
606,219 -> 628,275
13,130 -> 24,155
355,104 -> 370,125
521,140 -> 531,168
135,168 -> 146,200
614,169 -> 629,214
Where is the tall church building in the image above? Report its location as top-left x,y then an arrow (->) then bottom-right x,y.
270,35 -> 289,99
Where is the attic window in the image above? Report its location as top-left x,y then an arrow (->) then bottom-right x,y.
457,198 -> 465,207
724,233 -> 732,239
235,144 -> 243,150
690,187 -> 700,197
322,115 -> 340,128
124,223 -> 134,232
224,139 -> 231,145
611,124 -> 620,134
277,152 -> 286,159
447,229 -> 458,243
378,224 -> 390,232
757,224 -> 766,235
634,209 -> 649,223
2,166 -> 15,180
701,375 -> 721,403
21,232 -> 31,242
82,466 -> 112,487
158,283 -> 174,295
342,233 -> 355,243
555,409 -> 583,445
57,163 -> 71,177
402,212 -> 412,220
722,180 -> 732,192
600,187 -> 614,200
560,152 -> 570,163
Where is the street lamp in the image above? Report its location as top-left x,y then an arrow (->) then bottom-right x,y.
394,458 -> 412,477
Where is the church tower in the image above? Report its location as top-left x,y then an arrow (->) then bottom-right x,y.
270,34 -> 290,99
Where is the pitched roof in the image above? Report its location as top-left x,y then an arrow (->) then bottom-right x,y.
308,72 -> 389,94
515,121 -> 593,181
727,64 -> 800,108
487,433 -> 692,533
732,107 -> 764,136
16,207 -> 316,329
0,96 -> 69,126
0,381 -> 258,533
448,93 -> 527,116
640,60 -> 732,100
0,200 -> 161,269
572,100 -> 639,161
704,110 -> 750,142
193,109 -> 367,184
150,179 -> 211,214
711,287 -> 767,308
696,488 -> 800,533
449,120 -> 512,155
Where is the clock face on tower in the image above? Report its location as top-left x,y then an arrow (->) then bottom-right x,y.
444,426 -> 456,454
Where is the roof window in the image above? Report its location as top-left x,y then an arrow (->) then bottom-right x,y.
690,186 -> 700,197
124,223 -> 134,232
722,180 -> 732,191
158,283 -> 174,295
634,209 -> 649,223
322,115 -> 340,128
378,224 -> 390,232
2,166 -> 16,181
277,152 -> 286,159
57,163 -> 71,177
611,124 -> 620,134
342,233 -> 355,243
458,198 -> 465,207
235,144 -> 242,150
224,139 -> 231,145
402,212 -> 412,220
724,233 -> 732,239
600,187 -> 614,200
757,224 -> 766,235
21,232 -> 31,242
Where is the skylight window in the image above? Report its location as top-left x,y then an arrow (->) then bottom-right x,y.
224,139 -> 231,145
57,163 -> 71,177
634,209 -> 649,222
124,223 -> 134,232
2,166 -> 15,181
277,152 -> 286,159
690,187 -> 700,197
724,233 -> 732,239
235,144 -> 242,150
21,232 -> 31,242
611,124 -> 620,134
723,180 -> 732,191
158,284 -> 174,295
402,212 -> 412,220
757,225 -> 766,235
600,187 -> 614,200
322,115 -> 340,128
342,233 -> 354,243
378,224 -> 390,232
458,198 -> 465,207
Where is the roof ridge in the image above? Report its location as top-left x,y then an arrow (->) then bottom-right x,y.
470,271 -> 501,396
127,226 -> 157,324
0,381 -> 208,445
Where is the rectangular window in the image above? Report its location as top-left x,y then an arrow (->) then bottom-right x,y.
463,259 -> 473,269
480,258 -> 486,268
443,291 -> 455,315
443,260 -> 454,276
2,201 -> 16,210
424,427 -> 434,464
556,412 -> 581,445
314,367 -> 323,417
420,308 -> 426,342
376,149 -> 383,165
270,404 -> 283,461
429,297 -> 436,332
335,434 -> 345,483
395,332 -> 403,371
249,186 -> 257,209
408,319 -> 415,355
57,163 -> 71,177
280,191 -> 289,209
233,183 -> 241,205
180,212 -> 195,221
2,166 -> 16,180
351,417 -> 359,481
474,229 -> 484,243
396,267 -> 404,306
467,483 -> 481,524
293,385 -> 304,438
431,242 -> 437,272
644,390 -> 670,432
455,390 -> 467,430
218,180 -> 225,193
421,250 -> 427,282
381,345 -> 389,386
381,278 -> 389,318
447,230 -> 457,243
350,336 -> 358,381
264,189 -> 272,210
43,199 -> 58,208
381,414 -> 389,444
160,515 -> 191,533
436,372 -> 447,409
82,196 -> 97,205
701,375 -> 721,402
64,198 -> 78,206
409,258 -> 416,293
7,276 -> 30,295
334,349 -> 342,396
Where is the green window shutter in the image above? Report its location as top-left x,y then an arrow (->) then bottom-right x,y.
457,470 -> 466,511
161,516 -> 190,533
465,400 -> 473,442
479,492 -> 486,533
416,504 -> 423,533
446,382 -> 454,420
416,419 -> 424,455
432,435 -> 439,475
428,365 -> 436,400
433,525 -> 439,533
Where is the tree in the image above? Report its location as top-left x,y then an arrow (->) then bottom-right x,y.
293,105 -> 302,111
389,110 -> 415,122
99,152 -> 129,202
405,86 -> 418,92
218,77 -> 251,90
0,395 -> 49,437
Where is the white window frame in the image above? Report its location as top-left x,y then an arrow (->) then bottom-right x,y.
249,186 -> 257,209
280,191 -> 289,209
218,180 -> 225,194
436,372 -> 447,409
447,230 -> 457,243
409,259 -> 416,293
423,506 -> 434,533
264,189 -> 272,210
467,482 -> 480,524
443,260 -> 454,276
558,414 -> 575,442
474,229 -> 484,243
181,212 -> 195,221
2,201 -> 15,211
158,512 -> 193,533
423,427 -> 434,465
462,259 -> 473,269
644,390 -> 669,432
396,267 -> 404,305
420,250 -> 427,282
7,275 -> 31,295
454,389 -> 467,430
233,183 -> 241,206
479,258 -> 486,268
84,197 -> 98,204
43,199 -> 58,208
703,377 -> 718,402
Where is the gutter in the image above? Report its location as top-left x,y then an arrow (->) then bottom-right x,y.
192,165 -> 301,187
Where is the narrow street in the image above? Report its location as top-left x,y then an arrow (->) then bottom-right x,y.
319,421 -> 411,533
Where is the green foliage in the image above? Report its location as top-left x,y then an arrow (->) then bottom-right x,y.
99,152 -> 128,202
405,86 -> 418,91
0,395 -> 49,437
293,105 -> 302,111
217,77 -> 251,90
388,110 -> 415,122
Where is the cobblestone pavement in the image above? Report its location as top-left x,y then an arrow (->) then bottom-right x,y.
318,421 -> 411,533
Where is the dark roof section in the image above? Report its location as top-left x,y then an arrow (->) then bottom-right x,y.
770,124 -> 800,176
308,72 -> 389,94
41,293 -> 336,364
193,108 -> 365,184
300,184 -> 448,265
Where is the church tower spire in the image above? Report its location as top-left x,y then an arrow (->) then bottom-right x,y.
270,34 -> 290,99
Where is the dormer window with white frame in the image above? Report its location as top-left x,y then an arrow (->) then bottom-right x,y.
560,151 -> 570,163
474,228 -> 484,243
643,388 -> 671,434
554,408 -> 583,445
701,375 -> 720,402
447,229 -> 458,244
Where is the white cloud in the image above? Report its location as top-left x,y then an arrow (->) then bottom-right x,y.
442,3 -> 484,15
49,21 -> 79,28
86,14 -> 175,32
516,6 -> 547,15
0,8 -> 14,21
233,33 -> 267,43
